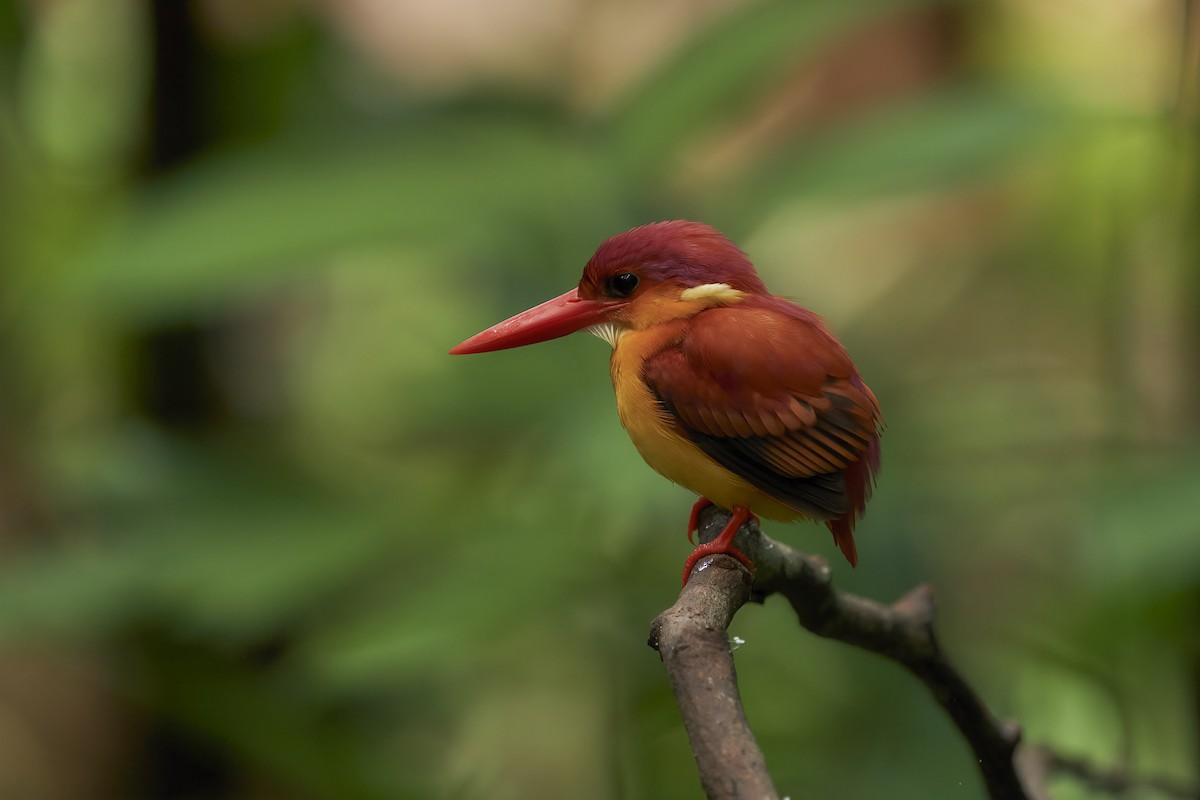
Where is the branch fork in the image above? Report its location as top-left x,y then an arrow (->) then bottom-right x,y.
649,506 -> 1027,800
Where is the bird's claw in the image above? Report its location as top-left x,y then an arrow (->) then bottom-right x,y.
687,497 -> 714,544
681,540 -> 755,584
681,504 -> 757,585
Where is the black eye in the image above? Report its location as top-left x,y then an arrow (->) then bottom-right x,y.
605,272 -> 639,298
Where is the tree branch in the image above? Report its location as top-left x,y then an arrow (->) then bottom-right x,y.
1017,745 -> 1200,800
648,556 -> 777,800
648,506 -> 1027,800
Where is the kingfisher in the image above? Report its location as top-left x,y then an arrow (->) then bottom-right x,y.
451,221 -> 881,583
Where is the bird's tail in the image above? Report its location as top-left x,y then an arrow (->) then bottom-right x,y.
827,517 -> 859,567
826,429 -> 880,568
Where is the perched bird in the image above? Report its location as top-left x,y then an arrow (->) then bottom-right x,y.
451,221 -> 881,583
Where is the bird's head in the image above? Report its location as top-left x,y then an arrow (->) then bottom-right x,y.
450,221 -> 767,354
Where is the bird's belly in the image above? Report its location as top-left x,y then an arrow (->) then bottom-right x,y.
611,343 -> 800,522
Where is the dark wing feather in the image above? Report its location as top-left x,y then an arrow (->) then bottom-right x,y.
643,300 -> 881,552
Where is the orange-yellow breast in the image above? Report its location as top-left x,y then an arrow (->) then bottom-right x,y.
608,325 -> 804,522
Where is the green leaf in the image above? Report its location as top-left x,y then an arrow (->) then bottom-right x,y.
0,439 -> 403,644
721,86 -> 1058,223
609,0 -> 939,170
68,113 -> 621,320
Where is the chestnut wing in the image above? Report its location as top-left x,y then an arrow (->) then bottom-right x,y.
642,303 -> 880,520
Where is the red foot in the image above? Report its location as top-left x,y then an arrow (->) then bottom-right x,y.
682,505 -> 758,585
687,497 -> 714,544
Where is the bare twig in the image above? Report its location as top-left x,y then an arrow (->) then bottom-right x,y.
1018,745 -> 1200,800
649,506 -> 1028,800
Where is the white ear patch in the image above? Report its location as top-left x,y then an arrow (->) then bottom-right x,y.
679,283 -> 746,304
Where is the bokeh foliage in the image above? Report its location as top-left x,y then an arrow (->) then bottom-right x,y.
0,0 -> 1196,798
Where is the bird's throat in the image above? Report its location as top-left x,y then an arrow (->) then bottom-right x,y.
588,321 -> 627,348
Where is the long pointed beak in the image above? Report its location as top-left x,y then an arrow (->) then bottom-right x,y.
450,288 -> 619,355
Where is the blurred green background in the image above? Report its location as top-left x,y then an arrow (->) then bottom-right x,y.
0,0 -> 1197,798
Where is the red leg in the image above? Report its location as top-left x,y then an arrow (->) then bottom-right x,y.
682,505 -> 757,585
687,497 -> 714,544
